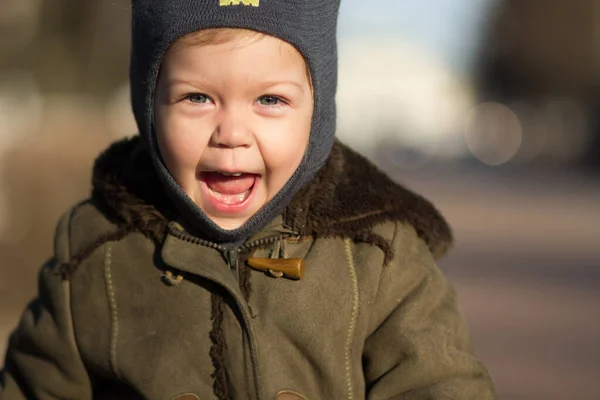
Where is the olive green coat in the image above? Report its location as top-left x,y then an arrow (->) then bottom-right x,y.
1,137 -> 495,400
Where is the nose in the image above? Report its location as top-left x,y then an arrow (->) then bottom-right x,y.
210,108 -> 253,149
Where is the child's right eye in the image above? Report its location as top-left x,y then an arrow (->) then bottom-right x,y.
186,94 -> 211,104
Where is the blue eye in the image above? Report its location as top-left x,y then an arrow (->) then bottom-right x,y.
187,94 -> 211,104
258,95 -> 282,106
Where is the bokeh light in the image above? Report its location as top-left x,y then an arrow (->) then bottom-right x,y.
464,102 -> 523,166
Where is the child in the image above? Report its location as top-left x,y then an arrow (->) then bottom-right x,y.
1,1 -> 495,399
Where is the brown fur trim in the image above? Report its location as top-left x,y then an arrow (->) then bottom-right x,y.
90,136 -> 453,260
352,230 -> 394,266
91,136 -> 172,246
284,140 -> 453,259
209,294 -> 229,400
239,258 -> 252,303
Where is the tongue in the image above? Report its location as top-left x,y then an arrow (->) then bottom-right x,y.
204,172 -> 255,195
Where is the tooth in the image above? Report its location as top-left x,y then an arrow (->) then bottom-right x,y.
219,172 -> 242,177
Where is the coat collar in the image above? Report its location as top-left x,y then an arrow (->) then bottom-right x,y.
91,136 -> 453,260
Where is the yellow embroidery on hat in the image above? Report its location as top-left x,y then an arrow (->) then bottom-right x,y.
220,0 -> 260,6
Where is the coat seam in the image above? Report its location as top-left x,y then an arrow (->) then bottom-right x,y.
343,238 -> 359,400
55,205 -> 77,264
104,243 -> 121,379
368,223 -> 399,334
62,271 -> 92,396
66,207 -> 74,261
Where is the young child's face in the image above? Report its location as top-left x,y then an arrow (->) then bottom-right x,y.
155,30 -> 313,230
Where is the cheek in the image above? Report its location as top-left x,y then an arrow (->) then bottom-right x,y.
261,120 -> 311,179
155,108 -> 209,176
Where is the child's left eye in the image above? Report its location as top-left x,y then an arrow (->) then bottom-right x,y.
257,95 -> 284,106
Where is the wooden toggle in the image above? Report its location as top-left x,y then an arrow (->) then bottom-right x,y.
247,258 -> 305,280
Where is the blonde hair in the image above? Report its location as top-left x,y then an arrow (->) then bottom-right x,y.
170,28 -> 313,90
174,28 -> 264,48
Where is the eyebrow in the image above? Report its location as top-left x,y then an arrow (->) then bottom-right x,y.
259,80 -> 306,92
164,78 -> 211,88
165,78 -> 306,93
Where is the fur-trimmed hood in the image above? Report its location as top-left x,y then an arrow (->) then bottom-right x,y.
91,136 -> 453,260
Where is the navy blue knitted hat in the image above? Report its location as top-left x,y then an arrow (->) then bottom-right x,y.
130,0 -> 340,243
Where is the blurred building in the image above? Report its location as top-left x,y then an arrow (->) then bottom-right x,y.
475,0 -> 600,168
336,0 -> 498,168
336,0 -> 600,170
0,0 -> 132,151
0,0 -> 130,96
336,38 -> 475,168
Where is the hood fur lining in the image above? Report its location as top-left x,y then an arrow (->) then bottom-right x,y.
90,136 -> 453,262
284,139 -> 453,259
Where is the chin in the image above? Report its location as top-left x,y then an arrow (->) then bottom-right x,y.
211,217 -> 248,231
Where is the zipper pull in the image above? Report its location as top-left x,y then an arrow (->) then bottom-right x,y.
226,248 -> 240,282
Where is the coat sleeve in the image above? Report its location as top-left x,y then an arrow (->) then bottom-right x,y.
1,212 -> 92,400
0,260 -> 93,400
362,223 -> 496,400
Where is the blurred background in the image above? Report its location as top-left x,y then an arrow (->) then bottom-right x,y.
0,0 -> 599,398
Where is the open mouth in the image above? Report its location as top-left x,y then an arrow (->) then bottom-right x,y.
202,171 -> 258,206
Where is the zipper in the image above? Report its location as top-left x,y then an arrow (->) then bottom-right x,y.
168,223 -> 295,253
225,232 -> 297,282
225,247 -> 240,283
169,224 -> 296,276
